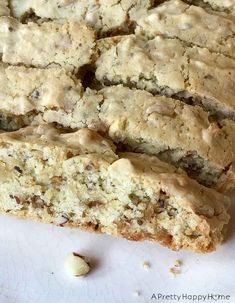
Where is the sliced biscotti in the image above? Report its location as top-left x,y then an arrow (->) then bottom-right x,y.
0,64 -> 104,132
0,125 -> 230,253
0,17 -> 96,71
97,86 -> 235,192
0,0 -> 9,16
9,0 -> 152,34
136,0 -> 235,59
1,73 -> 234,191
95,35 -> 235,121
0,64 -> 84,130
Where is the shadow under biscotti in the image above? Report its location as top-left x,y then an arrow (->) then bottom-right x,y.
224,190 -> 235,243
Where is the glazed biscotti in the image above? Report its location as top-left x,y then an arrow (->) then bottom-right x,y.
0,124 -> 230,253
9,0 -> 153,34
96,35 -> 235,121
0,17 -> 96,71
1,68 -> 234,192
136,0 -> 235,59
0,0 -> 9,16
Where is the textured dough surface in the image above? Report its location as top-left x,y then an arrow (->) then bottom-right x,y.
0,125 -> 230,253
0,17 -> 96,71
136,0 -> 235,59
9,0 -> 153,34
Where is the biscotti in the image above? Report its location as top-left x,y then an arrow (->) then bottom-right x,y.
0,17 -> 96,71
97,86 -> 235,192
1,70 -> 234,191
0,124 -> 230,253
136,0 -> 235,59
0,64 -> 102,131
0,64 -> 84,130
95,35 -> 235,121
9,0 -> 152,34
0,0 -> 9,16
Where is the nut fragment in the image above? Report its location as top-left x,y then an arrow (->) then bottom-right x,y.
64,252 -> 90,277
142,261 -> 151,269
173,259 -> 182,267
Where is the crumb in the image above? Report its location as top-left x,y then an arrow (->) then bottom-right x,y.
132,290 -> 141,297
169,267 -> 181,276
142,261 -> 151,269
173,259 -> 182,267
169,259 -> 182,276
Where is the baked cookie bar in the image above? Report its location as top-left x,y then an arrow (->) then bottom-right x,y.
136,0 -> 235,59
0,17 -> 96,71
96,35 -> 235,121
0,64 -> 84,130
0,0 -> 9,16
9,0 -> 153,34
0,124 -> 230,253
1,67 -> 234,191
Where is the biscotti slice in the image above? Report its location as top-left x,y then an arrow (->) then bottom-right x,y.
9,0 -> 152,34
135,0 -> 235,59
97,86 -> 235,192
1,70 -> 235,191
0,0 -> 9,16
0,17 -> 96,71
95,35 -> 235,121
0,125 -> 230,253
0,64 -> 84,130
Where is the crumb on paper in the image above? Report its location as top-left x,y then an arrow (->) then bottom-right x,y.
169,259 -> 182,276
142,261 -> 151,269
64,252 -> 90,277
132,290 -> 141,297
169,267 -> 181,276
173,259 -> 182,267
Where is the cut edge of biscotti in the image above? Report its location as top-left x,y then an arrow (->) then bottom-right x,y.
201,0 -> 235,14
0,124 -> 230,253
95,34 -> 235,122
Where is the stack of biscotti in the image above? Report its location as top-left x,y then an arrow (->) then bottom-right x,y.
0,125 -> 230,253
0,0 -> 234,253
